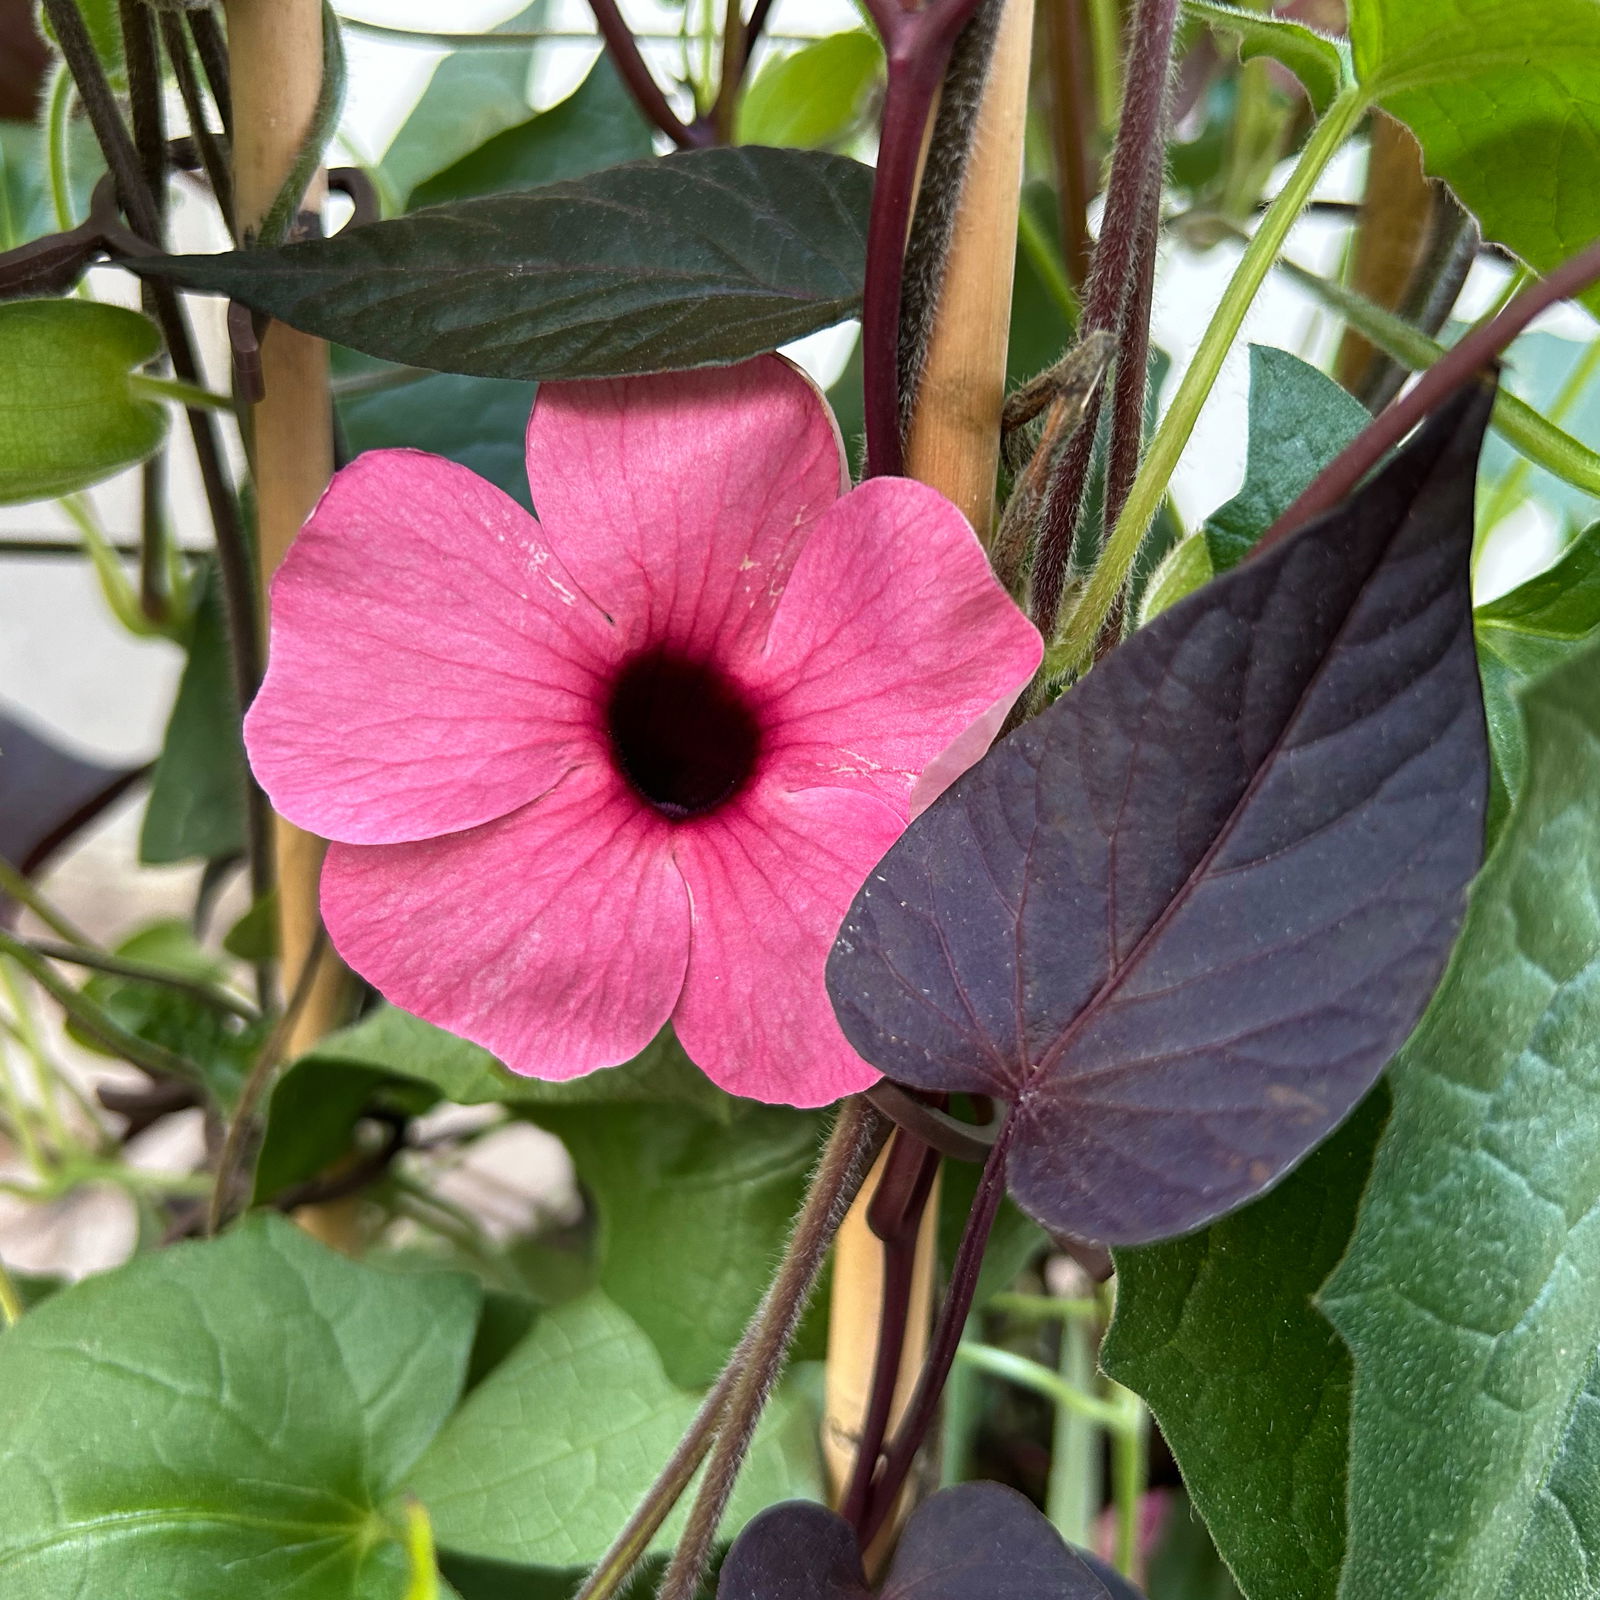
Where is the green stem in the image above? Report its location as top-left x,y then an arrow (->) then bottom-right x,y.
1109,1381 -> 1149,1580
939,1313 -> 982,1488
0,961 -> 71,1155
0,1032 -> 46,1177
0,857 -> 93,947
955,1341 -> 1128,1428
1048,1312 -> 1102,1548
1267,251 -> 1600,502
1017,197 -> 1082,326
0,929 -> 205,1087
990,1291 -> 1101,1322
129,373 -> 235,411
1481,332 -> 1600,531
27,939 -> 257,1020
58,494 -> 165,639
45,64 -> 76,234
1087,0 -> 1122,133
1058,82 -> 1368,676
0,1254 -> 23,1327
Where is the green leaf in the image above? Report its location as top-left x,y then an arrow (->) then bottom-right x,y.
1181,1 -> 1353,115
1498,1347 -> 1600,1599
139,561 -> 249,864
1476,520 -> 1600,833
131,148 -> 874,382
735,32 -> 884,148
1202,344 -> 1368,572
0,1215 -> 479,1599
0,298 -> 167,504
1350,0 -> 1600,318
530,1100 -> 824,1388
1319,632 -> 1600,1600
410,53 -> 652,209
407,1291 -> 823,1568
0,117 -> 104,248
1137,531 -> 1214,625
1102,1089 -> 1389,1600
381,2 -> 546,203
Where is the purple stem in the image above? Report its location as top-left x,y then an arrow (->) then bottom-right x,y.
1260,233 -> 1600,550
860,0 -> 987,480
1029,0 -> 1179,639
857,1114 -> 1016,1547
838,1133 -> 943,1535
1095,156 -> 1163,656
588,0 -> 712,150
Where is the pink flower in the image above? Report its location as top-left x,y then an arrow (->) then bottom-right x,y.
244,357 -> 1040,1106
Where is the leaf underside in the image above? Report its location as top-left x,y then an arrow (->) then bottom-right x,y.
131,147 -> 872,382
828,384 -> 1494,1245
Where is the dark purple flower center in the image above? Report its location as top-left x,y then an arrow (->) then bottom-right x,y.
606,648 -> 763,819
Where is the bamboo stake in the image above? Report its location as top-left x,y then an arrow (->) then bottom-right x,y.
224,0 -> 350,1229
902,0 -> 1035,544
822,0 -> 1035,1525
1334,112 -> 1433,398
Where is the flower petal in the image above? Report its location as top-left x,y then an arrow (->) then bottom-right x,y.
246,450 -> 615,846
523,356 -> 846,661
321,763 -> 689,1080
754,477 -> 1042,813
671,786 -> 901,1106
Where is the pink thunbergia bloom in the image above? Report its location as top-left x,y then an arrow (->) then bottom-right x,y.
244,356 -> 1041,1106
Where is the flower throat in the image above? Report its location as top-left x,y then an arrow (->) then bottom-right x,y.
606,648 -> 763,819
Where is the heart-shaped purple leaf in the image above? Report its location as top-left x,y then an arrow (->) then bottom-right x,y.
717,1482 -> 1142,1599
828,384 -> 1493,1244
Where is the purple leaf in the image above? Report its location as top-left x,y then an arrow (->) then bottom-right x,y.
828,384 -> 1493,1245
0,708 -> 141,884
717,1483 -> 1139,1599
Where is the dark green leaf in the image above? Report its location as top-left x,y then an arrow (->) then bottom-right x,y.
337,363 -> 538,508
735,32 -> 884,149
410,53 -> 651,209
407,1291 -> 822,1568
1202,344 -> 1367,573
0,298 -> 166,504
381,2 -> 546,204
1103,1089 -> 1389,1600
531,1100 -> 824,1387
140,561 -> 248,864
0,1215 -> 479,1599
1351,0 -> 1600,319
1320,632 -> 1600,1600
131,148 -> 874,382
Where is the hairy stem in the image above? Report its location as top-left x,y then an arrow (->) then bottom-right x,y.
1054,81 -> 1368,675
654,1098 -> 888,1600
162,10 -> 237,230
1029,0 -> 1180,644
